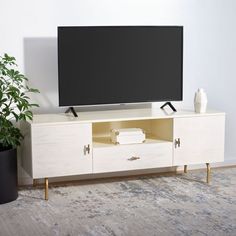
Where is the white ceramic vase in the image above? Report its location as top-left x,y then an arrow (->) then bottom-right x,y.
194,88 -> 207,113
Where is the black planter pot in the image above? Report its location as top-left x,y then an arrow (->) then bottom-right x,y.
0,148 -> 18,204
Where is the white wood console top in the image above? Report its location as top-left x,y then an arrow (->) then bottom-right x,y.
29,108 -> 225,126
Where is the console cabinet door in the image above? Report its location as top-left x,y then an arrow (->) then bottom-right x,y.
173,116 -> 225,165
32,123 -> 92,178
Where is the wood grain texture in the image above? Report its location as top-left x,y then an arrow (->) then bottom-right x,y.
173,115 -> 225,165
28,108 -> 225,126
93,141 -> 172,173
31,123 -> 92,178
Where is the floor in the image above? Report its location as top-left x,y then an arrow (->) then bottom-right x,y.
0,167 -> 236,236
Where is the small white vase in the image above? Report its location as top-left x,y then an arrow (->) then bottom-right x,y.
194,88 -> 207,113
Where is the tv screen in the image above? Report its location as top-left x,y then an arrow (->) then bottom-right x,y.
58,26 -> 183,106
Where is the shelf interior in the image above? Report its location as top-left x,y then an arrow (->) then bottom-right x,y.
92,118 -> 173,148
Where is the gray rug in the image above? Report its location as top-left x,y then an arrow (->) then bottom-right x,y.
0,168 -> 236,236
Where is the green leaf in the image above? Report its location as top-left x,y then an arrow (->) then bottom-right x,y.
0,53 -> 40,147
12,111 -> 19,121
30,103 -> 39,107
0,98 -> 7,104
28,88 -> 40,93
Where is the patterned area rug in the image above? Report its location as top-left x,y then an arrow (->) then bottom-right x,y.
0,168 -> 236,236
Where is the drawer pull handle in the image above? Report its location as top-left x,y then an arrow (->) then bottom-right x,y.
127,156 -> 140,161
175,138 -> 181,148
84,144 -> 90,155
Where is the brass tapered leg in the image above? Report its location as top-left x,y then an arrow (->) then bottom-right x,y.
33,179 -> 37,187
45,178 -> 49,200
206,163 -> 210,184
184,165 -> 187,173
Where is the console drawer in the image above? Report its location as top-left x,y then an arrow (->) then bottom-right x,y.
93,141 -> 172,173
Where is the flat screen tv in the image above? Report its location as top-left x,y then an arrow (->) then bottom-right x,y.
58,26 -> 183,107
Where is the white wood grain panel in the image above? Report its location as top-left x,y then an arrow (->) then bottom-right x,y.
93,141 -> 172,173
31,123 -> 92,178
173,115 -> 225,165
29,108 -> 225,126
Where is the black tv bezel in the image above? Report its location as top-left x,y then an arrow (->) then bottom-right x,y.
58,25 -> 183,107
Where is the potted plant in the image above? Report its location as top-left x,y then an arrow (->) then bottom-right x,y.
0,53 -> 39,204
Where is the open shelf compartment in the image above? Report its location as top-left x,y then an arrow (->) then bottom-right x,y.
92,118 -> 173,148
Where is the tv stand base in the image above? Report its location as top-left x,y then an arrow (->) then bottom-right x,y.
65,107 -> 78,117
160,102 -> 177,112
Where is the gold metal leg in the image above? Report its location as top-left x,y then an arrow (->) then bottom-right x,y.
33,179 -> 37,187
184,165 -> 187,173
206,163 -> 210,184
45,178 -> 49,200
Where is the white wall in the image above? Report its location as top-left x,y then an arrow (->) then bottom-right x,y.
1,0 -> 236,176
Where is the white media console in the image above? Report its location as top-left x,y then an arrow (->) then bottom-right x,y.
21,108 -> 225,200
